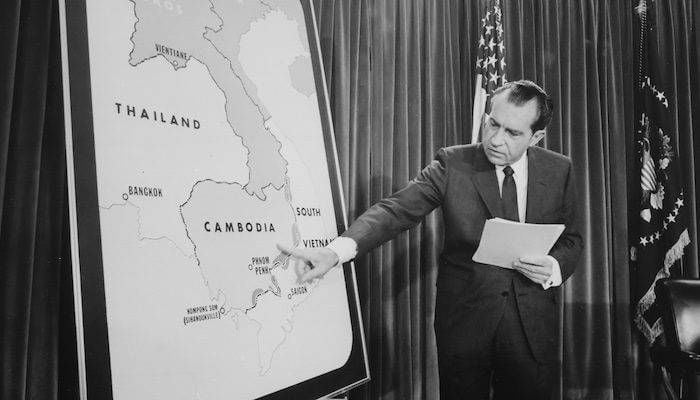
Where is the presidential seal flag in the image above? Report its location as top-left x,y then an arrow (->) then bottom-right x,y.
471,0 -> 506,144
631,0 -> 691,344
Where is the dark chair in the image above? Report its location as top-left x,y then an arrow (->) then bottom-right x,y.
651,278 -> 700,400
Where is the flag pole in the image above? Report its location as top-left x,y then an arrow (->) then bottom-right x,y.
471,75 -> 485,144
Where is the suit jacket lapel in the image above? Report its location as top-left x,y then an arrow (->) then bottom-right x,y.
471,145 -> 502,218
525,148 -> 548,223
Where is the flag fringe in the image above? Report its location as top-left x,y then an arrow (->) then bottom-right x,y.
635,315 -> 663,343
634,229 -> 690,342
664,229 -> 690,273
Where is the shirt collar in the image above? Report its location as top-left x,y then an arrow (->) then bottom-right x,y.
495,151 -> 528,177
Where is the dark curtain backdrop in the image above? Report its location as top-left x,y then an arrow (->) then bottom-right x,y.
0,0 -> 78,399
0,0 -> 698,399
313,1 -> 697,400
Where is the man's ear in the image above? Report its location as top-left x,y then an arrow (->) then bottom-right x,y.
529,129 -> 545,146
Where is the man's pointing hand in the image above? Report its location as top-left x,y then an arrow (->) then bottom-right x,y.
276,244 -> 340,283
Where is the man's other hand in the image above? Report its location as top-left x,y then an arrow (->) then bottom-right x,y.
512,255 -> 553,285
276,244 -> 340,283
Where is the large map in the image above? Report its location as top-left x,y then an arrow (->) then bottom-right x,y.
63,0 -> 366,398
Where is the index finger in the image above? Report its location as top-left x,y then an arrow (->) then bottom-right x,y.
276,244 -> 309,262
300,266 -> 325,283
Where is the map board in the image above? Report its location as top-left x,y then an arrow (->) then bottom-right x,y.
58,1 -> 369,398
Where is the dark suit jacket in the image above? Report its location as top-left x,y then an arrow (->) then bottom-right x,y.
341,144 -> 582,363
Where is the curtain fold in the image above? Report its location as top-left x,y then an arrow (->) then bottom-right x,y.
314,1 -> 470,397
0,0 -> 78,399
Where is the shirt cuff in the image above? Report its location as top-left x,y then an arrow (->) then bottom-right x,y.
325,236 -> 358,265
542,255 -> 562,290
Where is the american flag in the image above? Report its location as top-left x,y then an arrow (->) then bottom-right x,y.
471,0 -> 507,144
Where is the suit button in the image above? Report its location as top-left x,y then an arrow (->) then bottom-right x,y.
501,291 -> 509,297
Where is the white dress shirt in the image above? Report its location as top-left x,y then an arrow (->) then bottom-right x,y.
494,154 -> 561,289
326,151 -> 562,289
494,153 -> 528,223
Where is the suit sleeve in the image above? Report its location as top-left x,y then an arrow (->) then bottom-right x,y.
341,148 -> 449,257
548,161 -> 583,283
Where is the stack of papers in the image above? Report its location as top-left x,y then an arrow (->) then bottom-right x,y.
472,218 -> 565,268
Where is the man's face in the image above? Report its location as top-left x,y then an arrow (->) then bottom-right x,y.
481,92 -> 544,166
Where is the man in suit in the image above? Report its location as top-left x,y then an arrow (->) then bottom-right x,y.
280,80 -> 582,399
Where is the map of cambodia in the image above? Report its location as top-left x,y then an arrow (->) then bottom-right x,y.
180,179 -> 314,373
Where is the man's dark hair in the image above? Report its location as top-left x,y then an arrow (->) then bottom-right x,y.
490,80 -> 553,132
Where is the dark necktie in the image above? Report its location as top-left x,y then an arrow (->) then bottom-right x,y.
502,166 -> 519,222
